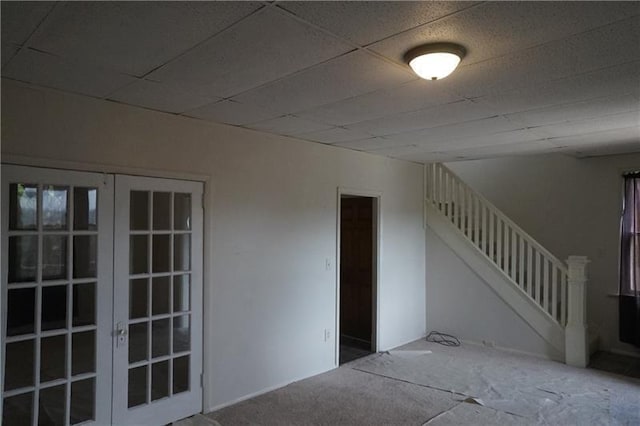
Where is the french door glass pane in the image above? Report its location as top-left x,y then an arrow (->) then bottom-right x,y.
152,319 -> 170,358
41,335 -> 67,382
70,378 -> 95,425
174,234 -> 190,271
3,392 -> 33,426
129,278 -> 148,319
128,366 -> 147,408
73,187 -> 97,230
151,361 -> 169,401
43,235 -> 68,280
129,323 -> 148,363
173,316 -> 190,353
152,235 -> 171,273
41,285 -> 68,331
173,275 -> 190,312
130,235 -> 148,274
153,192 -> 171,230
73,235 -> 97,278
9,183 -> 37,230
173,193 -> 191,230
4,340 -> 35,390
72,331 -> 96,376
72,283 -> 96,327
173,356 -> 189,394
8,235 -> 38,282
39,384 -> 67,426
7,287 -> 36,336
43,186 -> 68,230
130,191 -> 149,231
152,276 -> 170,315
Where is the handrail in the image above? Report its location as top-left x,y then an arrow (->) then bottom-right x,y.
425,163 -> 569,326
443,168 -> 566,272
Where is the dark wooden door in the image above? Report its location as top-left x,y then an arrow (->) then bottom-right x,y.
340,197 -> 373,346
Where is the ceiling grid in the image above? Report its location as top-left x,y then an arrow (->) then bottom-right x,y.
1,1 -> 638,161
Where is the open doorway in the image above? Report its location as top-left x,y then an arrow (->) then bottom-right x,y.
338,194 -> 378,364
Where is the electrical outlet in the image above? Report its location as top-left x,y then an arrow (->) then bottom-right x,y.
324,329 -> 331,342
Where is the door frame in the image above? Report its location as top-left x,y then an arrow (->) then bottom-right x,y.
1,160 -> 210,423
335,187 -> 381,366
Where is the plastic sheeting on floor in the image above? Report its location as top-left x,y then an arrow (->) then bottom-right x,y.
350,340 -> 640,425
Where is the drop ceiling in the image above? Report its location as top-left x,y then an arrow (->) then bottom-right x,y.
2,1 -> 639,162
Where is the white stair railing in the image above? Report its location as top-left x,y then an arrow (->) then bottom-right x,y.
425,163 -> 573,328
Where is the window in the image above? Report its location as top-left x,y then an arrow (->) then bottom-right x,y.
619,171 -> 640,346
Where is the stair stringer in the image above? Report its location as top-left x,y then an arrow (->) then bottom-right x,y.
426,202 -> 565,356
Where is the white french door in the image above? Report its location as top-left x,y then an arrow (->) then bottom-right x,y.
1,165 -> 203,426
112,175 -> 203,425
1,165 -> 114,426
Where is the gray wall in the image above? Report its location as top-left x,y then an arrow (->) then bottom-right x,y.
446,152 -> 640,356
1,79 -> 426,410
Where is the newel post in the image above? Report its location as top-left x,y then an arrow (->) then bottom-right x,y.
565,255 -> 590,367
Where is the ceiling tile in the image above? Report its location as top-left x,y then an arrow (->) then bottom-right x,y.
447,140 -> 558,160
185,99 -> 281,126
148,7 -> 352,98
2,44 -> 20,67
570,141 -> 640,158
108,80 -> 218,114
506,94 -> 640,127
334,136 -> 409,152
299,127 -> 374,144
297,79 -> 462,126
2,48 -> 136,98
279,1 -> 477,46
366,143 -> 432,158
531,110 -> 640,139
245,115 -> 333,136
441,16 -> 640,99
474,61 -> 640,115
420,129 -> 544,152
371,2 -> 639,66
547,126 -> 640,148
347,100 -> 497,136
28,2 -> 263,76
1,1 -> 55,45
232,50 -> 414,114
389,116 -> 522,145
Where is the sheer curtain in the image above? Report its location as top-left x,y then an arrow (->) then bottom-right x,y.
620,172 -> 640,346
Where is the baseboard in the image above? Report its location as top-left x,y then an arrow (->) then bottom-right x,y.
381,333 -> 428,352
460,338 -> 564,363
204,365 -> 335,413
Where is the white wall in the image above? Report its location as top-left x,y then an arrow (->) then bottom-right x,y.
425,226 -> 562,360
1,79 -> 426,410
446,153 -> 640,357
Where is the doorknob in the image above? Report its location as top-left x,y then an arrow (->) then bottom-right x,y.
116,322 -> 128,347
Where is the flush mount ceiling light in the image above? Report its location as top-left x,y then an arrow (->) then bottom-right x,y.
404,42 -> 466,81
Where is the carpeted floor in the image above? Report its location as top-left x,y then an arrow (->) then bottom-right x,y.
206,339 -> 640,425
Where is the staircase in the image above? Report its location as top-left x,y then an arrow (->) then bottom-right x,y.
424,163 -> 590,367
